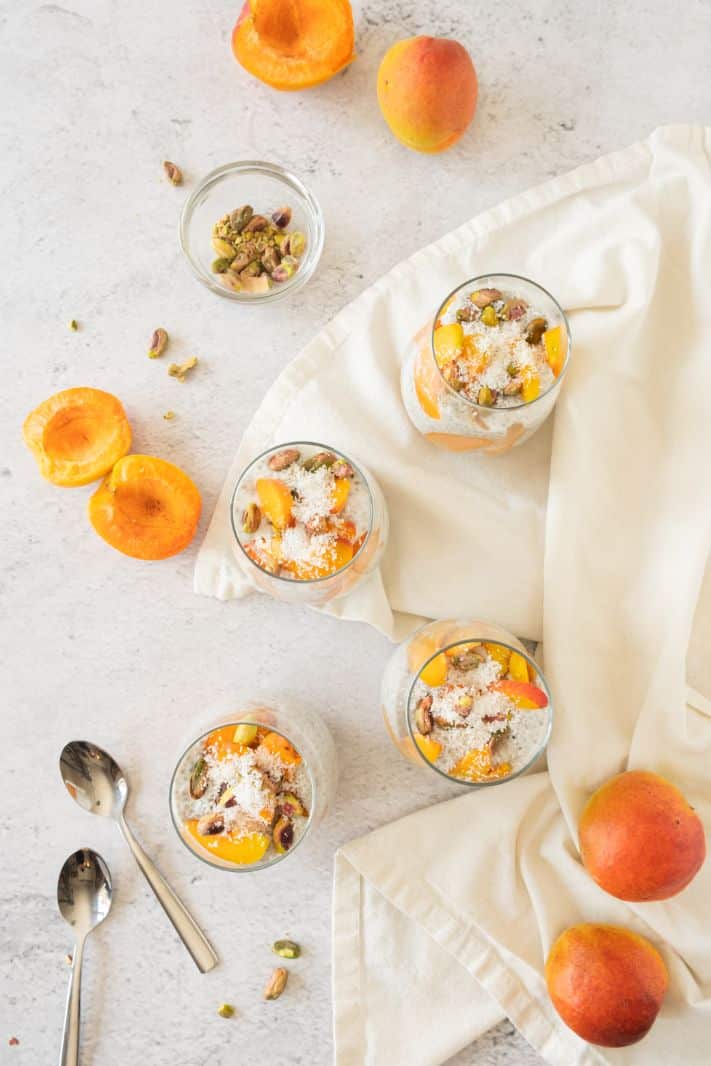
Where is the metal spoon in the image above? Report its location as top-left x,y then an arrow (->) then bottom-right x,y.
57,848 -> 112,1066
59,740 -> 217,973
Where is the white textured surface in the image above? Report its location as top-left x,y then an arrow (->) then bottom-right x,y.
2,1 -> 710,1064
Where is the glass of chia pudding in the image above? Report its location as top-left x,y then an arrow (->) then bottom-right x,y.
231,441 -> 389,605
401,274 -> 571,455
170,700 -> 337,871
381,619 -> 552,785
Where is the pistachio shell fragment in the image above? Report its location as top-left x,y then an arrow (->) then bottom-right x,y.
148,327 -> 169,359
273,939 -> 301,959
264,967 -> 288,1000
163,160 -> 183,185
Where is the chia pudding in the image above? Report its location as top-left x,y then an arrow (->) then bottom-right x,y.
401,274 -> 570,455
231,442 -> 389,604
381,619 -> 552,786
170,702 -> 337,871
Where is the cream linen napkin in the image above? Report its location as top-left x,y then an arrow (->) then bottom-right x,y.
196,126 -> 711,1063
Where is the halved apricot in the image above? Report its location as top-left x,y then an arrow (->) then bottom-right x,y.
256,477 -> 293,529
232,0 -> 356,91
330,477 -> 351,514
23,387 -> 131,487
88,455 -> 201,560
544,325 -> 566,377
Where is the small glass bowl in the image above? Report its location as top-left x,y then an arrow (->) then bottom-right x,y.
381,618 -> 553,787
401,273 -> 571,454
179,161 -> 325,303
169,700 -> 337,873
230,441 -> 389,606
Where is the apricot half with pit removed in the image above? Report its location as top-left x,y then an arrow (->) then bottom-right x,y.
88,454 -> 201,560
23,387 -> 131,487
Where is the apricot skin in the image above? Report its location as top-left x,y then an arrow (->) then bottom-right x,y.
377,36 -> 478,153
545,923 -> 668,1048
579,770 -> 706,901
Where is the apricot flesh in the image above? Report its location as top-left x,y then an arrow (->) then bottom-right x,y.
579,769 -> 706,901
185,820 -> 271,865
88,455 -> 201,560
545,923 -> 668,1047
377,36 -> 478,153
23,387 -> 131,487
232,0 -> 356,91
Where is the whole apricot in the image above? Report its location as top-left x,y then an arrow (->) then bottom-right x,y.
579,769 -> 706,901
545,923 -> 668,1048
377,36 -> 478,153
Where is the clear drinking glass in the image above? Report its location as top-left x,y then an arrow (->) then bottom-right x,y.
169,699 -> 337,872
180,161 -> 325,303
381,618 -> 553,787
401,273 -> 571,454
230,441 -> 389,605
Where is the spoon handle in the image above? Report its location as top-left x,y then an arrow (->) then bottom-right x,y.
59,938 -> 84,1066
118,815 -> 218,973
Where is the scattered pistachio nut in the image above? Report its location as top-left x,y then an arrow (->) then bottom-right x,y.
268,448 -> 300,471
168,356 -> 198,382
302,450 -> 336,472
478,386 -> 494,406
525,317 -> 548,345
163,160 -> 183,185
273,939 -> 301,960
148,327 -> 169,359
212,237 -> 237,258
69,319 -> 79,331
217,1003 -> 235,1019
163,410 -> 176,420
241,502 -> 262,534
502,298 -> 527,321
243,214 -> 268,233
415,697 -> 434,735
272,206 -> 292,228
331,459 -> 354,478
230,205 -> 253,233
470,288 -> 502,308
455,694 -> 474,716
264,967 -> 289,1001
197,811 -> 225,836
277,792 -> 308,818
189,757 -> 209,800
233,723 -> 258,744
480,305 -> 498,327
272,815 -> 294,854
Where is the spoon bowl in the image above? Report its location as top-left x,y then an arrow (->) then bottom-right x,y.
58,848 -> 113,934
60,741 -> 127,820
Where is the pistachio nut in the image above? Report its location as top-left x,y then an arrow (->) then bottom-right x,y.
212,237 -> 237,258
470,288 -> 502,308
480,305 -> 498,328
302,451 -> 336,472
272,206 -> 292,228
189,757 -> 209,800
147,327 -> 169,359
230,205 -> 253,232
525,317 -> 548,345
163,160 -> 182,185
243,214 -> 268,233
217,1003 -> 235,1019
272,815 -> 294,854
264,967 -> 288,1001
268,448 -> 300,471
277,792 -> 308,818
197,811 -> 225,836
477,386 -> 494,406
502,298 -> 527,321
273,939 -> 301,960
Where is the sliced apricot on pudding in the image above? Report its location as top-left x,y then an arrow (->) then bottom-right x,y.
544,325 -> 566,377
204,727 -> 249,760
451,746 -> 512,783
23,387 -> 131,487
419,651 -> 448,688
232,0 -> 356,92
330,476 -> 351,514
329,517 -> 357,543
257,731 -> 302,766
492,679 -> 548,709
433,323 -> 464,366
521,371 -> 540,404
256,477 -> 293,529
281,538 -> 354,580
484,642 -> 511,673
414,732 -> 442,762
88,455 -> 201,560
185,820 -> 271,865
508,651 -> 530,682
